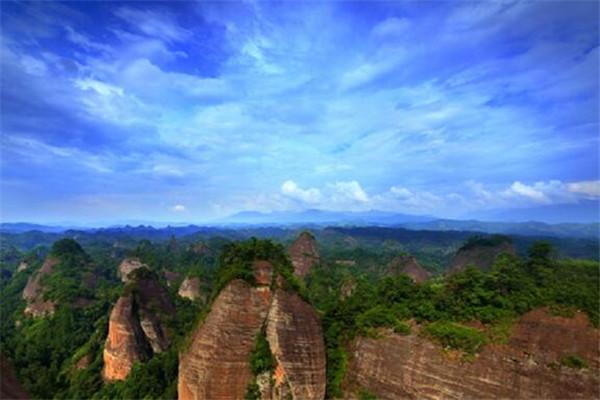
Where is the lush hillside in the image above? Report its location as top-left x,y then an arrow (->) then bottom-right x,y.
0,229 -> 598,399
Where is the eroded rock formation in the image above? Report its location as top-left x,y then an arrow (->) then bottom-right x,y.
288,232 -> 320,278
178,279 -> 272,400
449,238 -> 515,273
22,256 -> 59,317
102,295 -> 151,381
178,277 -> 201,301
178,260 -> 326,400
344,308 -> 600,399
266,289 -> 326,400
118,257 -> 147,282
386,254 -> 430,283
103,268 -> 174,381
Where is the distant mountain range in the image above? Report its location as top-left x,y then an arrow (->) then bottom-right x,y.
218,209 -> 433,225
1,208 -> 598,238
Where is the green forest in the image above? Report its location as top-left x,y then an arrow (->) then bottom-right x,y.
0,227 -> 598,399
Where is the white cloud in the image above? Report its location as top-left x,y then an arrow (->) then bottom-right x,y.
114,7 -> 191,43
330,180 -> 369,203
170,204 -> 186,212
75,79 -> 124,97
503,181 -> 548,203
372,17 -> 411,37
281,180 -> 322,203
567,180 -> 600,198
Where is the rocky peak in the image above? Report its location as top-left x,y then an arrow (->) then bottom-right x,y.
178,276 -> 201,301
178,247 -> 326,400
16,261 -> 28,272
288,232 -> 320,278
103,267 -> 175,381
22,256 -> 60,317
102,295 -> 151,381
386,254 -> 431,283
118,257 -> 147,282
449,235 -> 516,273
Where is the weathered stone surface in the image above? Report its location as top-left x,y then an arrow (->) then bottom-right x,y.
266,289 -> 326,400
22,256 -> 59,317
1,354 -> 29,399
118,257 -> 146,282
288,232 -> 320,278
102,295 -> 151,381
449,240 -> 515,273
178,277 -> 202,301
178,279 -> 272,400
344,308 -> 600,399
386,254 -> 430,283
103,270 -> 175,380
17,261 -> 28,272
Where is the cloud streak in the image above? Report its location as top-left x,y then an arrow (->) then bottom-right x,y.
0,1 -> 597,222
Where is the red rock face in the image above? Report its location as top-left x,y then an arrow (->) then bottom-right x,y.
344,308 -> 600,399
178,280 -> 272,400
178,261 -> 327,400
103,272 -> 175,380
386,254 -> 430,283
102,295 -> 151,381
266,289 -> 326,400
449,242 -> 515,273
22,256 -> 59,317
288,232 -> 320,278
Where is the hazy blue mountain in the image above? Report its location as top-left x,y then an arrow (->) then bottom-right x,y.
464,200 -> 599,224
219,209 -> 434,225
401,219 -> 599,239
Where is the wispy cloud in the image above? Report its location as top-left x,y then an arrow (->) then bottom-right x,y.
1,1 -> 597,222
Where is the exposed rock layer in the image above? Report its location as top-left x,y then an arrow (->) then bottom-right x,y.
178,279 -> 272,400
102,295 -> 151,381
178,260 -> 326,400
386,254 -> 430,283
22,256 -> 59,317
103,270 -> 174,381
288,232 -> 320,277
344,308 -> 600,399
266,289 -> 326,400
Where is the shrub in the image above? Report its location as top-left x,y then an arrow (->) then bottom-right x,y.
423,321 -> 487,354
560,355 -> 588,369
249,330 -> 275,375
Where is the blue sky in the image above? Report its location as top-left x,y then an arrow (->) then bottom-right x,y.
1,0 -> 598,224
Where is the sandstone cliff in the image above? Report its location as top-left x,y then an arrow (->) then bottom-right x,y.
265,289 -> 326,400
344,308 -> 599,399
102,295 -> 152,381
118,257 -> 147,282
449,237 -> 515,273
178,260 -> 326,400
103,268 -> 175,381
288,232 -> 320,278
386,254 -> 430,283
178,279 -> 272,400
22,256 -> 59,317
